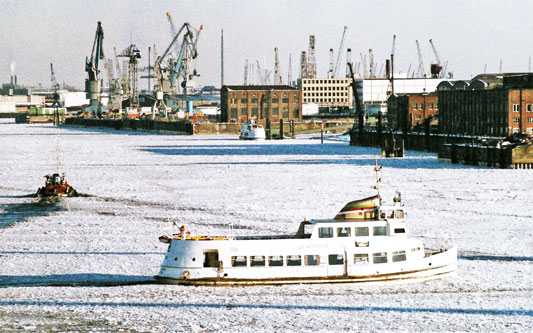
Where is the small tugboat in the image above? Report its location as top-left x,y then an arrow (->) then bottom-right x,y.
37,173 -> 78,197
239,119 -> 266,140
156,163 -> 457,285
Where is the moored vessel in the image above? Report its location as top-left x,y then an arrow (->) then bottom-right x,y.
239,119 -> 266,140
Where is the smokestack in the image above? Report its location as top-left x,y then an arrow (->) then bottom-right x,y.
221,29 -> 224,88
11,76 -> 13,85
15,75 -> 17,86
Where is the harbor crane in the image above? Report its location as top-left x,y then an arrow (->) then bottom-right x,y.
429,39 -> 443,78
85,21 -> 106,117
415,40 -> 425,78
152,22 -> 202,118
333,26 -> 348,77
118,44 -> 141,107
50,63 -> 62,109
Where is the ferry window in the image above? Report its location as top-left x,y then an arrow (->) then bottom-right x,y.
355,227 -> 369,237
373,252 -> 388,264
287,255 -> 302,266
305,255 -> 320,266
328,254 -> 344,265
386,210 -> 394,219
355,241 -> 369,247
394,228 -> 405,234
337,227 -> 351,237
392,251 -> 407,262
250,255 -> 266,267
354,253 -> 369,264
231,256 -> 247,267
268,255 -> 284,266
203,251 -> 219,268
373,226 -> 387,236
319,227 -> 333,238
395,210 -> 405,219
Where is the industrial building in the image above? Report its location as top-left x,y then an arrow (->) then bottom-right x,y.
220,85 -> 302,122
387,92 -> 439,131
438,73 -> 533,137
301,78 -> 353,111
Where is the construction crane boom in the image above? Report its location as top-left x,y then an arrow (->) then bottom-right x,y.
333,26 -> 348,77
416,40 -> 425,78
85,21 -> 104,81
429,39 -> 441,65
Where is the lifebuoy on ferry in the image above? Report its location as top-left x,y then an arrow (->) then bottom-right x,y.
182,270 -> 190,280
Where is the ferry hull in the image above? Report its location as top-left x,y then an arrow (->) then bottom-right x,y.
155,246 -> 457,286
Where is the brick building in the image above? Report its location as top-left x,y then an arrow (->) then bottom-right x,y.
438,74 -> 533,137
220,85 -> 302,122
387,92 -> 439,131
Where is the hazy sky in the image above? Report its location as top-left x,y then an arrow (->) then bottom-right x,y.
2,0 -> 533,89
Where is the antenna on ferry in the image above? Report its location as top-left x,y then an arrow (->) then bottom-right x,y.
373,158 -> 382,197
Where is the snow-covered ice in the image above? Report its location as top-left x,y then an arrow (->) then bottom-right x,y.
1,119 -> 532,332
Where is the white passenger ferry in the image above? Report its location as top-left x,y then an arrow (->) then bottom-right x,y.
156,166 -> 457,285
239,119 -> 266,140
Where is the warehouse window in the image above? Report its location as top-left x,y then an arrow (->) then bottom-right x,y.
252,98 -> 258,104
292,108 -> 299,118
528,118 -> 533,123
282,97 -> 289,103
230,108 -> 238,119
252,107 -> 258,118
272,107 -> 279,116
527,104 -> 532,112
240,108 -> 247,116
513,118 -> 520,124
513,104 -> 520,112
272,98 -> 279,104
241,98 -> 248,104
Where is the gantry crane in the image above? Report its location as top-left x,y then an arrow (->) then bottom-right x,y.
118,44 -> 141,107
85,21 -> 106,117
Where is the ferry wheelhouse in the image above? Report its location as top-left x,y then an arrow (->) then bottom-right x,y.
156,175 -> 457,285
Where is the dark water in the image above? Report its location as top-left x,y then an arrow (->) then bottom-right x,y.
0,197 -> 66,228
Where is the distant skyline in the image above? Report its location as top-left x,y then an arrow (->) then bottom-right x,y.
2,0 -> 533,90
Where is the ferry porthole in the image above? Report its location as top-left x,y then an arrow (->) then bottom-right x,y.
192,258 -> 196,262
174,257 -> 178,261
428,263 -> 432,266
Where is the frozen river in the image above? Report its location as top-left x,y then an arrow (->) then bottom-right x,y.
1,120 -> 532,332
